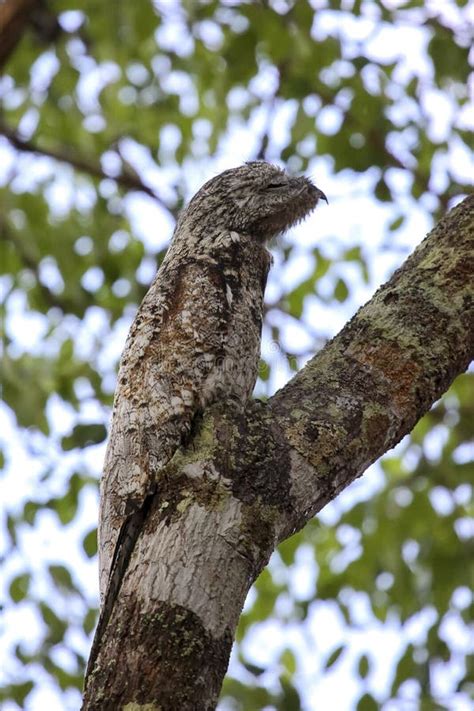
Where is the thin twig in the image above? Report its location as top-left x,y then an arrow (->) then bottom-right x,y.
0,216 -> 91,313
0,121 -> 177,219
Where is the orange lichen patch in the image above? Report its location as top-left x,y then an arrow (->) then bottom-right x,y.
348,341 -> 422,416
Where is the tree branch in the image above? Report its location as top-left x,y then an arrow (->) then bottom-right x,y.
0,0 -> 49,70
0,216 -> 93,313
270,194 -> 473,538
0,121 -> 177,218
83,196 -> 473,710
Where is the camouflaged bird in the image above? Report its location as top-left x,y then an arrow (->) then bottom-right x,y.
98,161 -> 326,612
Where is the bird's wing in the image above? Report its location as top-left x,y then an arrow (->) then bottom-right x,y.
98,257 -> 230,603
85,258 -> 232,676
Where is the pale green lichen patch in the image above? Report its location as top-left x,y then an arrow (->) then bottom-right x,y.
176,493 -> 192,513
240,502 -> 279,561
172,412 -> 218,469
148,411 -> 233,521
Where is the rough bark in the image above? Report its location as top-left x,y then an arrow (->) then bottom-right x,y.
83,195 -> 473,710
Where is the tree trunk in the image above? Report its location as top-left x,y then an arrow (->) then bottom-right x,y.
82,196 -> 473,710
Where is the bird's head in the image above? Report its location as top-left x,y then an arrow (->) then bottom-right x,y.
179,161 -> 326,242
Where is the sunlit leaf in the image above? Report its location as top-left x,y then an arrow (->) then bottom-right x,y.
61,424 -> 107,450
357,654 -> 370,679
325,645 -> 345,669
82,528 -> 98,558
356,692 -> 378,711
48,565 -> 77,594
9,574 -> 31,603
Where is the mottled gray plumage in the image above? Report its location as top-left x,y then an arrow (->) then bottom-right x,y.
98,161 -> 326,611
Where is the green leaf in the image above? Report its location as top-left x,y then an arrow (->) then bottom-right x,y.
83,608 -> 98,636
357,654 -> 370,679
6,514 -> 17,546
280,676 -> 302,711
61,424 -> 107,450
0,681 -> 34,706
357,692 -> 378,711
375,177 -> 391,202
388,215 -> 405,232
287,276 -> 316,318
280,648 -> 297,676
391,644 -> 415,694
39,603 -> 67,645
334,278 -> 349,303
278,533 -> 301,566
428,27 -> 470,84
48,565 -> 76,594
42,657 -> 83,691
325,645 -> 344,669
9,574 -> 31,603
242,660 -> 266,677
47,473 -> 87,525
343,246 -> 362,262
221,677 -> 276,707
259,358 -> 271,382
82,528 -> 98,558
23,501 -> 40,525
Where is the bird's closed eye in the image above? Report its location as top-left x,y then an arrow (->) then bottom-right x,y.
266,181 -> 287,190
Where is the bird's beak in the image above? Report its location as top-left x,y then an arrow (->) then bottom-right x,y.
317,188 -> 328,204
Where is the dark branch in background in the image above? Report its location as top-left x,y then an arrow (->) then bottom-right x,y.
255,81 -> 280,161
0,0 -> 36,69
0,0 -> 60,70
314,83 -> 441,205
0,121 -> 178,220
314,81 -> 432,196
0,216 -> 92,313
271,6 -> 439,205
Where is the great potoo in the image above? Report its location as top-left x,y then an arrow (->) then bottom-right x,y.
98,161 -> 326,613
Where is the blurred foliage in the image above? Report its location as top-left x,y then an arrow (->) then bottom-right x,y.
0,1 -> 472,710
